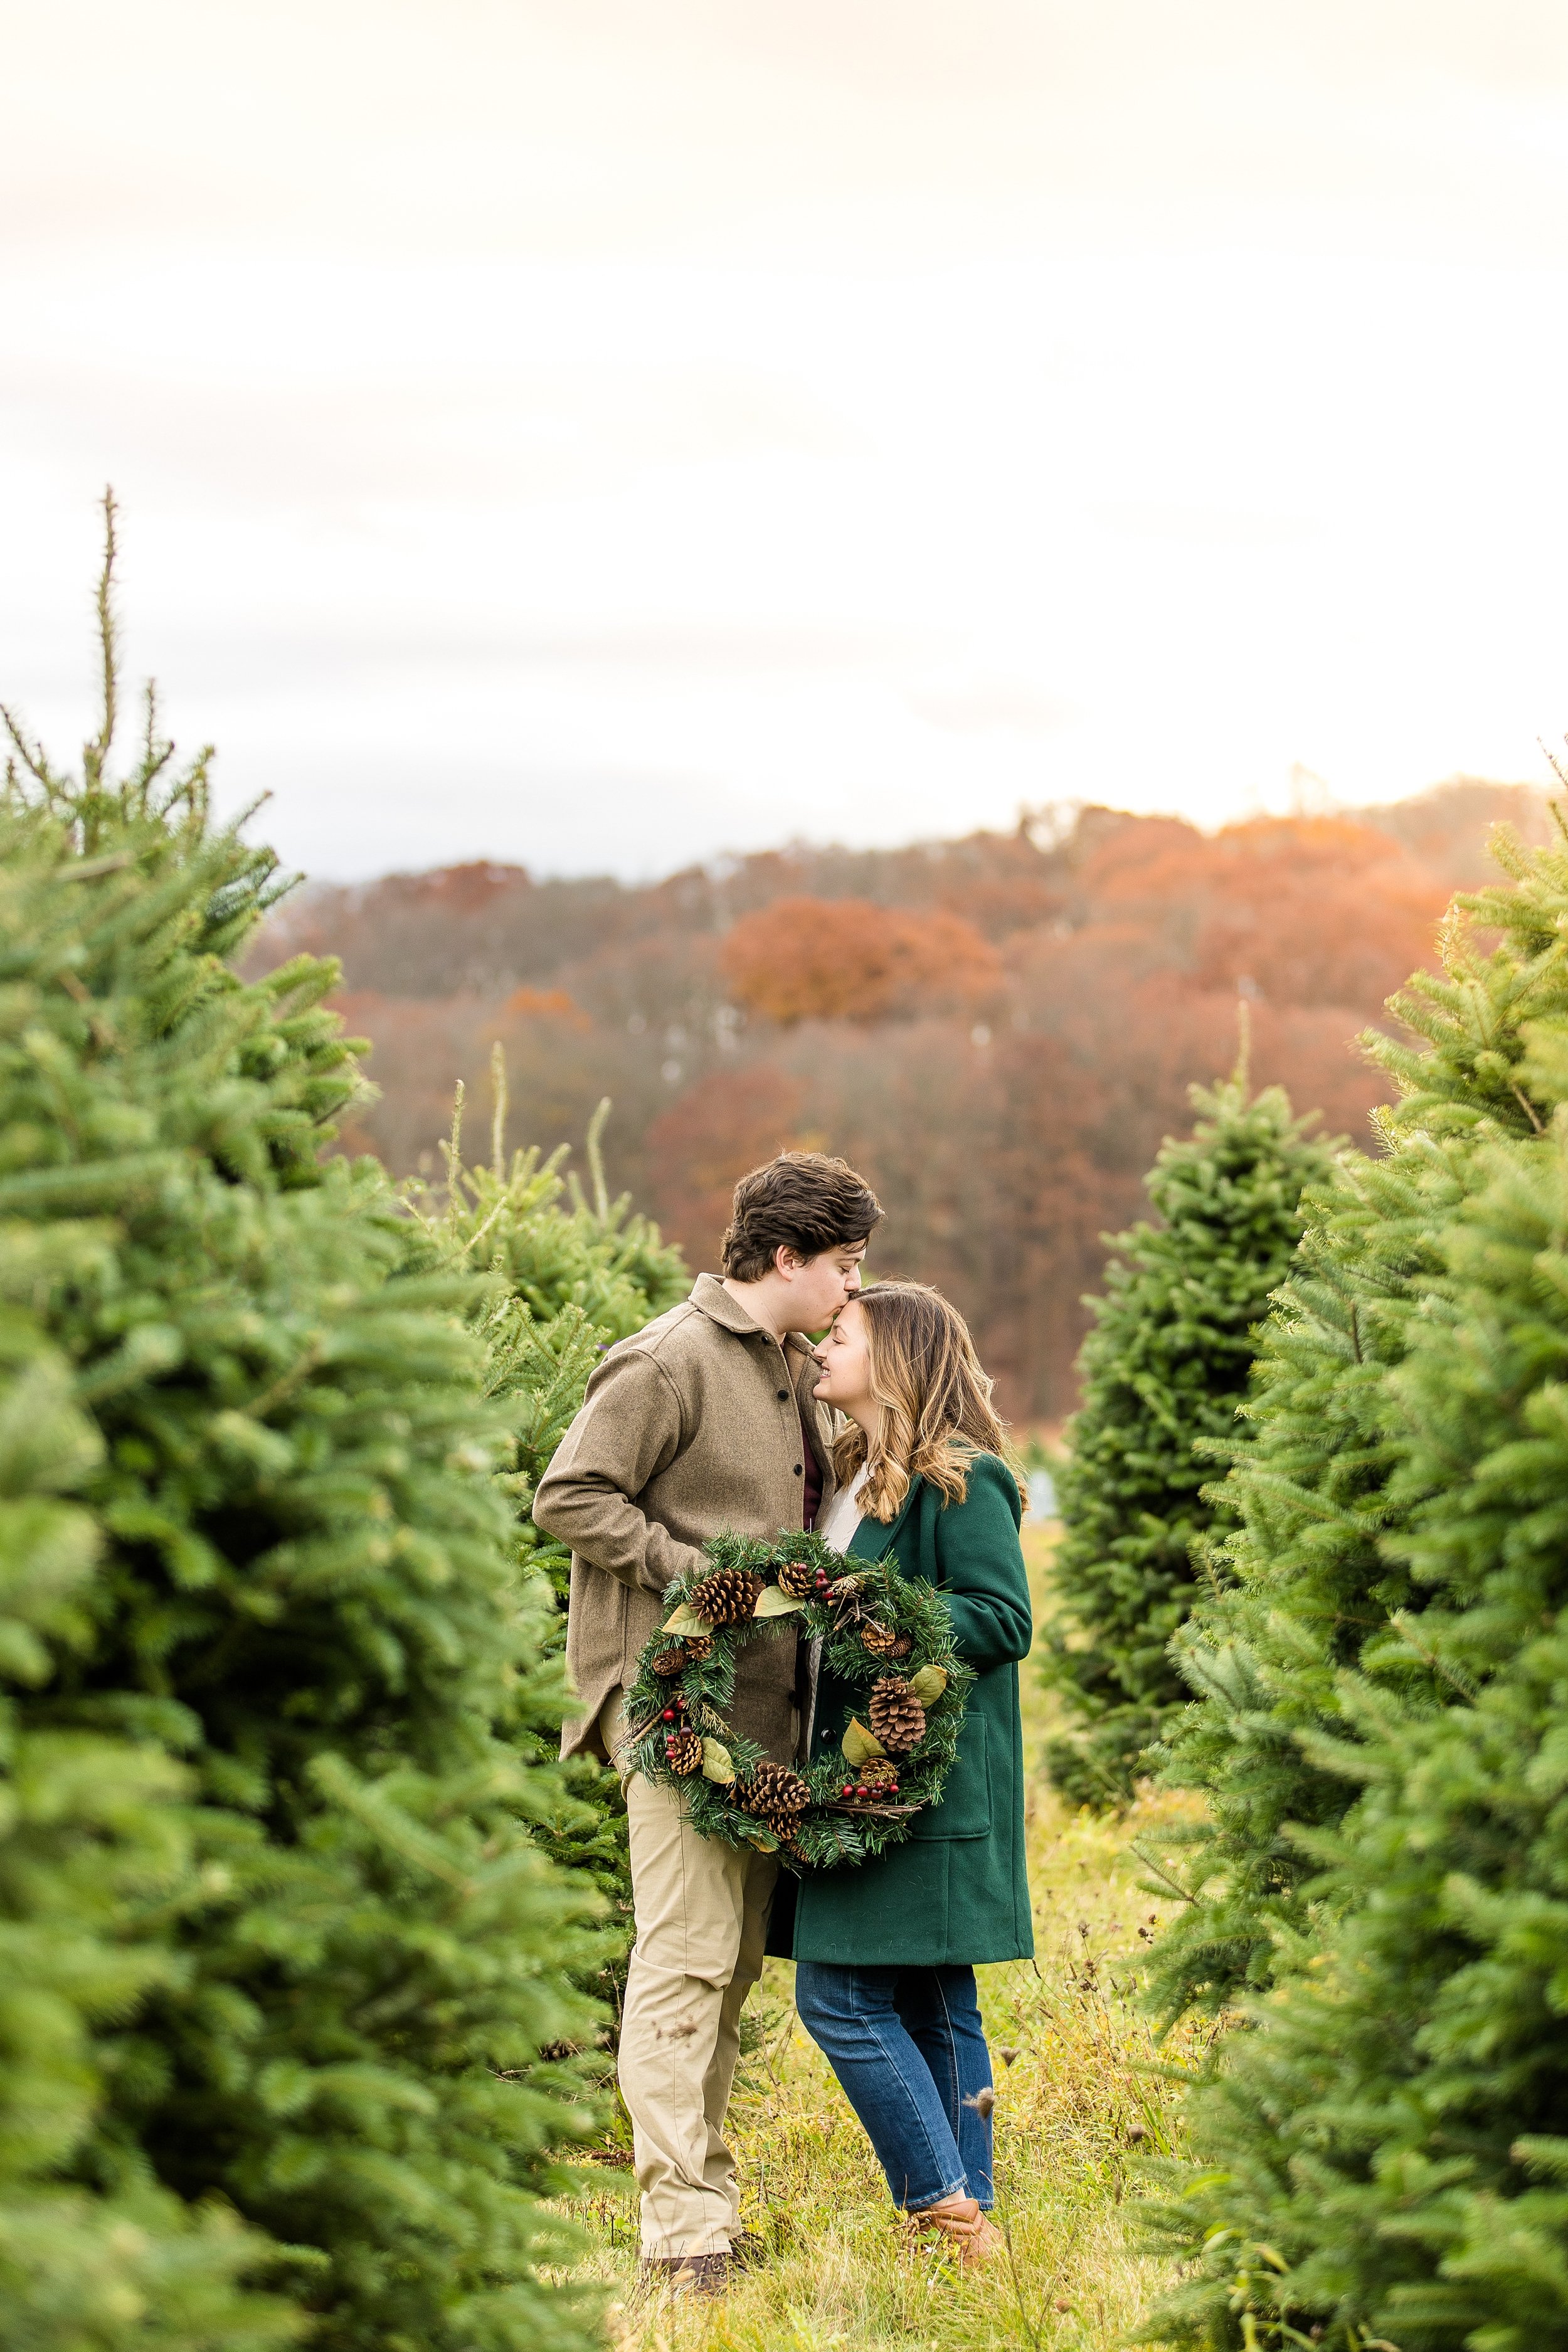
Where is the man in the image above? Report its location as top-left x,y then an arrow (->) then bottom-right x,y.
532,1150 -> 883,2295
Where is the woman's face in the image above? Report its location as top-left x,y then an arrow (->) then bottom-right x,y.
813,1296 -> 876,1424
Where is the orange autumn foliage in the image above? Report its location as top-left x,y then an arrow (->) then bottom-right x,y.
719,895 -> 1002,1024
503,985 -> 588,1026
1082,815 -> 1449,1009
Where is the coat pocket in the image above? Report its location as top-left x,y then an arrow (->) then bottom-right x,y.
910,1714 -> 990,1841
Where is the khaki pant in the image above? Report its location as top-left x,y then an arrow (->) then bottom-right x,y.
603,1693 -> 778,2256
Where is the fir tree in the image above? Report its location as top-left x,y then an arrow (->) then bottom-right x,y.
0,1219 -> 300,2352
408,1048 -> 689,2018
1135,808 -> 1568,2344
1144,1012 -> 1568,2348
0,504 -> 613,2351
1143,826 -> 1568,2024
1042,1045 -> 1333,1806
408,1049 -> 687,1614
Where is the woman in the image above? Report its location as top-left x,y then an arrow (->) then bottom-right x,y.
792,1281 -> 1032,2268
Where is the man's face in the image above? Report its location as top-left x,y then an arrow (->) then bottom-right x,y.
778,1239 -> 866,1333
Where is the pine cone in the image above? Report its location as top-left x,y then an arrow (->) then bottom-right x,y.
861,1757 -> 901,1794
891,1633 -> 913,1658
869,1676 -> 927,1754
664,1727 -> 703,1776
737,1759 -> 811,1832
775,1556 -> 819,1600
652,1636 -> 712,1675
690,1567 -> 765,1626
860,1620 -> 898,1656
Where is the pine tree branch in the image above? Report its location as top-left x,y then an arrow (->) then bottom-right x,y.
1128,1841 -> 1199,1905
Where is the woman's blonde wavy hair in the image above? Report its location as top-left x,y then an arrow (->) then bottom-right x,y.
830,1280 -> 1025,1523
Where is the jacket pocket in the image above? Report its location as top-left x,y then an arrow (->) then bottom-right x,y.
911,1714 -> 990,1841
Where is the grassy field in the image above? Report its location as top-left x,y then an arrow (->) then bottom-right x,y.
558,1526 -> 1207,2351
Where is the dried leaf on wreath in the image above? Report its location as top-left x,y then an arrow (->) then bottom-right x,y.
841,1717 -> 886,1766
700,1736 -> 735,1783
907,1664 -> 948,1706
661,1601 -> 711,1637
753,1584 -> 806,1618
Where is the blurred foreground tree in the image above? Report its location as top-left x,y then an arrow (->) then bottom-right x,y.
0,502 -> 612,2352
1142,809 -> 1568,2348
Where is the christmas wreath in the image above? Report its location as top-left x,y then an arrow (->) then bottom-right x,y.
620,1528 -> 973,1870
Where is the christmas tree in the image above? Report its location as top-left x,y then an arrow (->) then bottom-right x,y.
1142,827 -> 1568,2022
408,1048 -> 687,1611
0,1217 -> 299,2351
1142,811 -> 1568,2344
1042,1042 -> 1333,1806
408,1047 -> 689,2019
0,503 -> 613,2351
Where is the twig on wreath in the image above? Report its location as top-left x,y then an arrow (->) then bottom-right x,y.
615,1708 -> 667,1753
827,1574 -> 869,1628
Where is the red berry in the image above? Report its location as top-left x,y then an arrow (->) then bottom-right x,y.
856,1784 -> 868,1798
662,1708 -> 675,1721
841,1784 -> 854,1797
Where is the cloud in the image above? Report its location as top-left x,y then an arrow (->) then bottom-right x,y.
906,675 -> 1081,735
4,4 -> 1568,891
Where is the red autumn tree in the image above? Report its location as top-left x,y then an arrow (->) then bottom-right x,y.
719,895 -> 1002,1024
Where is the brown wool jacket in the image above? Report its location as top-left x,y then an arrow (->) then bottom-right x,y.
533,1273 -> 839,1762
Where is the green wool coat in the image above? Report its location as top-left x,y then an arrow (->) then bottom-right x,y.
781,1453 -> 1035,1969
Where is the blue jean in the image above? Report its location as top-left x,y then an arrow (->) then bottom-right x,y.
793,1962 -> 995,2212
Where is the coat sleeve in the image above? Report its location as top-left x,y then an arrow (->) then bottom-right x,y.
532,1347 -> 709,1596
931,1456 -> 1033,1668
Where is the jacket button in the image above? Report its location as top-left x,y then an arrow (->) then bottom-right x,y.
776,1388 -> 789,1400
793,1463 -> 803,1476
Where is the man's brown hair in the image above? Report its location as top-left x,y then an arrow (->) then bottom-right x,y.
720,1152 -> 883,1283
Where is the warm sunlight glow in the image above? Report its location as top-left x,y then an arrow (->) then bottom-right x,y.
6,3 -> 1568,875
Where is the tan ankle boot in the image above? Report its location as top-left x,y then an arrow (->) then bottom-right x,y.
903,2193 -> 1005,2269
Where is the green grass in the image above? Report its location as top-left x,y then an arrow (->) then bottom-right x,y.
556,1527 -> 1206,2350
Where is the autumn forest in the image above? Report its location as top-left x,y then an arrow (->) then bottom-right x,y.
258,777 -> 1549,1422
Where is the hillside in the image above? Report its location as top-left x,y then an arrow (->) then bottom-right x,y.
257,780 -> 1554,1417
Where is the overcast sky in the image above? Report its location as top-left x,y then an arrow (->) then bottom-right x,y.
6,3 -> 1568,880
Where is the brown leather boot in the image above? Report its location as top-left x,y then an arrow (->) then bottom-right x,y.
902,2193 -> 1005,2269
637,2252 -> 731,2299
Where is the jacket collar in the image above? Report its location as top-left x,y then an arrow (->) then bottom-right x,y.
687,1271 -> 776,1339
848,1475 -> 922,1561
687,1272 -> 819,1360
